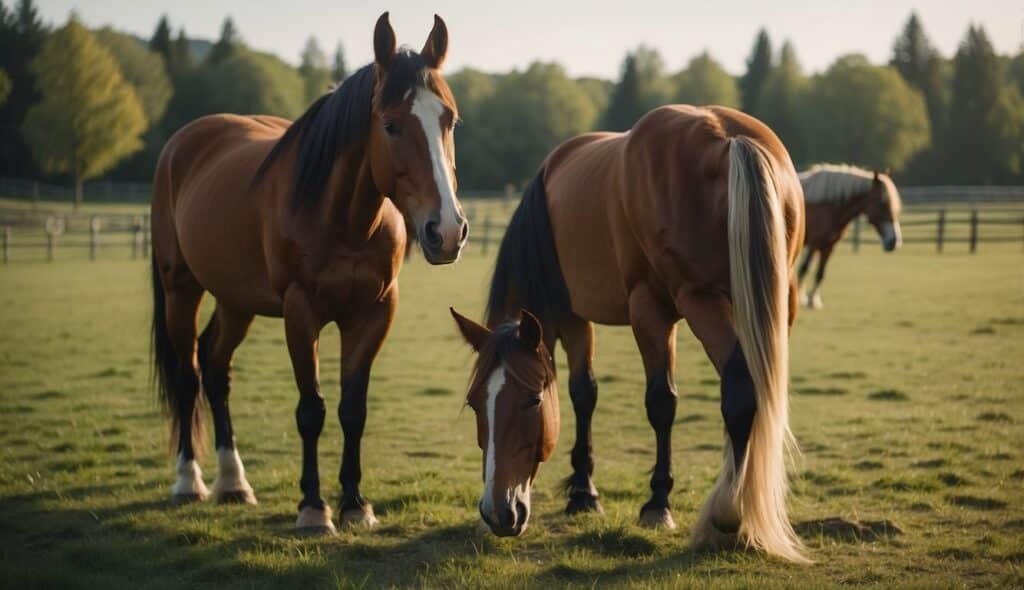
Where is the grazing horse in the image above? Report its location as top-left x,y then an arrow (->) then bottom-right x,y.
453,104 -> 808,562
797,164 -> 903,309
150,13 -> 466,535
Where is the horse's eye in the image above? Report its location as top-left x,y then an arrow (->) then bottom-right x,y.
383,120 -> 400,136
524,393 -> 542,409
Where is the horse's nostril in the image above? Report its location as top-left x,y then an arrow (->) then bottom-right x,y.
499,506 -> 517,529
424,221 -> 442,248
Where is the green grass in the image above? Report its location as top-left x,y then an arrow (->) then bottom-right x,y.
1,241 -> 1022,588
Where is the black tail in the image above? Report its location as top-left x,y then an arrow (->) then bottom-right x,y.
151,255 -> 205,456
485,169 -> 573,329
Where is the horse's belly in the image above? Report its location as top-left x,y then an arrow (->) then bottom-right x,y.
174,191 -> 283,316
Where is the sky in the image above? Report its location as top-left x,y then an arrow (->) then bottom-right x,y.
35,1 -> 1024,78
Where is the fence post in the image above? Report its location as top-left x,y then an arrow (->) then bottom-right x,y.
504,184 -> 515,211
45,215 -> 64,263
969,209 -> 978,254
32,181 -> 39,210
852,216 -> 861,252
936,209 -> 946,253
132,216 -> 143,259
90,216 -> 101,260
2,226 -> 8,264
142,213 -> 151,257
481,215 -> 491,256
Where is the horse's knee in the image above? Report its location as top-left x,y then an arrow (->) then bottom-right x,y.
645,372 -> 677,430
721,346 -> 757,469
296,394 -> 326,439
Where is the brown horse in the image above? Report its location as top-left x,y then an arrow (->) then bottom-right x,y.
453,104 -> 808,562
797,164 -> 903,309
150,13 -> 465,535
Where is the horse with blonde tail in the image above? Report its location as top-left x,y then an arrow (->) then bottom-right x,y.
451,104 -> 809,562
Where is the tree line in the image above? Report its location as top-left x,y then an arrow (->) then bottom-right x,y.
1,1 -> 1022,208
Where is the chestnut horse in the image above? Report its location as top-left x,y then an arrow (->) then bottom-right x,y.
150,13 -> 466,535
453,105 -> 808,562
797,164 -> 903,309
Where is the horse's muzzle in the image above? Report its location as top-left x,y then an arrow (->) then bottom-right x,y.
479,498 -> 529,537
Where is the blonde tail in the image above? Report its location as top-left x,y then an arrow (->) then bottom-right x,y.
691,136 -> 807,563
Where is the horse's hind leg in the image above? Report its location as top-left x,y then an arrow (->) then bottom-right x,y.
163,281 -> 209,504
805,244 -> 834,309
560,317 -> 603,515
198,305 -> 257,504
629,284 -> 679,529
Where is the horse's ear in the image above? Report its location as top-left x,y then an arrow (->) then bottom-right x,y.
517,309 -> 543,351
883,167 -> 892,177
451,307 -> 490,352
421,14 -> 449,69
374,12 -> 396,70
873,170 -> 879,181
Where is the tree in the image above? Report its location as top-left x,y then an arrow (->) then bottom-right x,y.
468,63 -> 597,188
0,0 -> 48,177
948,25 -> 1023,183
207,17 -> 241,65
447,68 -> 501,189
22,16 -> 146,207
95,28 -> 172,126
149,15 -> 173,69
739,28 -> 772,115
672,51 -> 740,108
162,49 -> 304,137
173,28 -> 192,73
801,54 -> 930,172
331,42 -> 348,82
299,36 -> 331,104
601,46 -> 671,131
1009,50 -> 1024,97
575,76 -> 614,120
758,41 -> 809,165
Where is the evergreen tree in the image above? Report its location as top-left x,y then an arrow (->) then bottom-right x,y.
207,17 -> 241,65
21,16 -> 146,207
173,28 -> 192,73
601,46 -> 670,131
331,42 -> 348,82
673,51 -> 740,108
948,25 -> 1022,183
758,41 -> 808,165
299,36 -> 330,104
0,0 -> 48,177
890,12 -> 947,180
150,15 -> 173,68
739,28 -> 772,115
0,67 -> 10,106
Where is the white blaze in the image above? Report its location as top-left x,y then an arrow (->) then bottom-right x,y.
410,89 -> 461,242
481,366 -> 506,517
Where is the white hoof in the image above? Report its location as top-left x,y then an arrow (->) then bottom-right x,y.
810,294 -> 824,309
296,505 -> 336,536
340,504 -> 379,528
212,447 -> 257,504
170,454 -> 209,504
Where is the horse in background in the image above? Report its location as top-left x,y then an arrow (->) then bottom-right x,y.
797,164 -> 903,309
454,104 -> 809,562
150,13 -> 466,535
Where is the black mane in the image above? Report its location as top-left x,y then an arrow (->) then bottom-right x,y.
485,170 -> 574,327
253,50 -> 431,209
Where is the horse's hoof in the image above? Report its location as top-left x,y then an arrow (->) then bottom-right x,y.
566,493 -> 603,516
711,516 -> 740,535
216,488 -> 258,505
340,504 -> 379,528
296,506 -> 336,536
810,294 -> 824,310
638,506 -> 677,530
170,492 -> 207,505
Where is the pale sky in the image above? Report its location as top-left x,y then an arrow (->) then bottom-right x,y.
37,1 -> 1024,78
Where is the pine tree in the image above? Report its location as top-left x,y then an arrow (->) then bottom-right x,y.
673,51 -> 740,108
21,16 -> 147,208
739,29 -> 772,116
890,13 -> 945,143
173,28 -> 192,73
207,17 -> 241,65
299,36 -> 330,104
150,15 -> 173,69
331,42 -> 348,82
758,41 -> 808,164
948,25 -> 1008,183
601,46 -> 669,131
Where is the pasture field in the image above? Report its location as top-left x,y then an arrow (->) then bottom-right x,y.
0,240 -> 1022,589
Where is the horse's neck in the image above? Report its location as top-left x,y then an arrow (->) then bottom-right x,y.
837,191 -> 871,228
323,152 -> 387,245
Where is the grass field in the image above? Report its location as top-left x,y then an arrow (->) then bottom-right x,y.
0,240 -> 1022,588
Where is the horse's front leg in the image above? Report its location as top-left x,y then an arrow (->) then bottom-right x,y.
337,288 -> 397,528
283,285 -> 334,535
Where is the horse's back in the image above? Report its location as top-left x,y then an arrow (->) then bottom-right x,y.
152,114 -> 291,315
